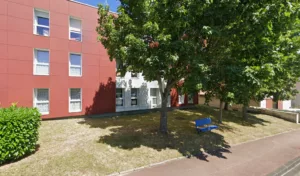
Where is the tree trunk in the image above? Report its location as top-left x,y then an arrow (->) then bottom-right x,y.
219,100 -> 223,123
224,102 -> 229,111
160,94 -> 168,134
242,105 -> 248,119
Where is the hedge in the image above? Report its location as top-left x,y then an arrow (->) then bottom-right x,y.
0,105 -> 41,164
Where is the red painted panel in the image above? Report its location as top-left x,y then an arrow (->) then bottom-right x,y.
82,5 -> 98,20
0,1 -> 8,15
33,0 -> 50,10
8,45 -> 32,60
8,31 -> 33,47
82,19 -> 97,32
0,44 -> 8,58
51,12 -> 68,27
0,30 -> 7,44
50,0 -> 68,14
8,88 -> 33,105
50,50 -> 68,63
7,75 -> 32,89
7,0 -> 33,6
82,30 -> 98,43
68,1 -> 82,18
84,54 -> 100,66
7,16 -> 32,34
84,65 -> 99,77
8,60 -> 33,75
51,24 -> 69,39
266,99 -> 272,109
32,76 -> 51,87
32,35 -> 50,48
50,63 -> 68,76
0,59 -> 8,74
278,101 -> 283,110
0,15 -> 7,30
69,40 -> 82,53
0,74 -> 8,89
82,42 -> 99,54
50,38 -> 68,51
0,89 -> 9,107
7,1 -> 33,20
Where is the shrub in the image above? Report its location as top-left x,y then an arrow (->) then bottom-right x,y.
0,105 -> 41,164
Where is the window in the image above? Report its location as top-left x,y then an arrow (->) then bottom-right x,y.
34,9 -> 49,36
178,93 -> 185,104
69,53 -> 82,76
116,88 -> 124,106
131,73 -> 138,78
69,17 -> 82,41
69,88 -> 82,112
188,93 -> 194,104
150,88 -> 158,105
131,88 -> 138,106
34,89 -> 49,115
34,49 -> 49,75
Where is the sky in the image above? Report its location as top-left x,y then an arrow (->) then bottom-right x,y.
76,0 -> 120,12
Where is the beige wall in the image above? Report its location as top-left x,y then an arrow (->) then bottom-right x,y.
198,95 -> 259,110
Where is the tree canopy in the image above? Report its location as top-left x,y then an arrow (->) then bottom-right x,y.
97,0 -> 300,131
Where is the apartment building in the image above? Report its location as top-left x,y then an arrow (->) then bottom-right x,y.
0,0 -> 198,119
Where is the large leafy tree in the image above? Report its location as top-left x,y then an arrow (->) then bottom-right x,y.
184,0 -> 300,121
97,0 -> 206,133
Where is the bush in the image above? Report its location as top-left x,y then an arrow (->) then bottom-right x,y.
0,105 -> 41,164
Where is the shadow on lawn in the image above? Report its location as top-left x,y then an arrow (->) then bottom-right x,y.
79,107 -> 270,162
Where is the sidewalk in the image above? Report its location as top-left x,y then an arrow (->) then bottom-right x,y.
126,129 -> 300,176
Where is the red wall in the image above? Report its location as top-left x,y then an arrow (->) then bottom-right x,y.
170,88 -> 198,107
0,0 -> 116,119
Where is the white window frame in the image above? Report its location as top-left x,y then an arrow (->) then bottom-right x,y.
33,8 -> 50,36
178,94 -> 185,105
69,53 -> 82,77
33,88 -> 50,115
131,88 -> 138,106
150,88 -> 158,106
188,93 -> 194,104
116,88 -> 124,107
69,88 -> 82,113
69,16 -> 82,42
33,49 -> 50,76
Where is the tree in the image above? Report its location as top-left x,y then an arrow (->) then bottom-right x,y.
184,0 -> 300,120
97,0 -> 206,133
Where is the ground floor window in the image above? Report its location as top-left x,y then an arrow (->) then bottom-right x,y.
116,88 -> 124,106
131,88 -> 138,106
178,93 -> 185,104
34,88 -> 49,115
150,88 -> 158,106
188,93 -> 194,104
69,88 -> 82,112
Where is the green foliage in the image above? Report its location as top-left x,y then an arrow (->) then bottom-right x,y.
0,105 -> 41,164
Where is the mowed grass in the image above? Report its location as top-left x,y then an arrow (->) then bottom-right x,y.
1,106 -> 299,176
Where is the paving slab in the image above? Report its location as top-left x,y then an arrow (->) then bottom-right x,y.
126,129 -> 300,176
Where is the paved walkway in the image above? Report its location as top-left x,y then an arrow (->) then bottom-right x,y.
127,129 -> 300,176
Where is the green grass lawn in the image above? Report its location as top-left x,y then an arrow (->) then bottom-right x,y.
1,106 -> 299,176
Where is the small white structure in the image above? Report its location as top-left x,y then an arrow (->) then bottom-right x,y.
116,72 -> 171,112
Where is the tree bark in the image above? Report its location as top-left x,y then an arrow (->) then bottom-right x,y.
160,93 -> 168,134
219,100 -> 223,123
224,102 -> 229,111
242,105 -> 248,119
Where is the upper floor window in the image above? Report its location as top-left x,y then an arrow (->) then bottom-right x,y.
34,49 -> 49,75
34,9 -> 50,36
69,53 -> 82,77
69,17 -> 82,42
34,88 -> 49,115
131,73 -> 138,78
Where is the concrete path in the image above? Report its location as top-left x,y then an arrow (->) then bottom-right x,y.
127,129 -> 300,176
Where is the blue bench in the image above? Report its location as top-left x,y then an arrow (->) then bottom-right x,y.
195,118 -> 218,133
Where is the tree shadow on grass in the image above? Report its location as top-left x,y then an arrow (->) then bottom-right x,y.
79,110 -> 231,162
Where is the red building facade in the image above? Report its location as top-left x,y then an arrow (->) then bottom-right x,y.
0,0 -> 198,119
